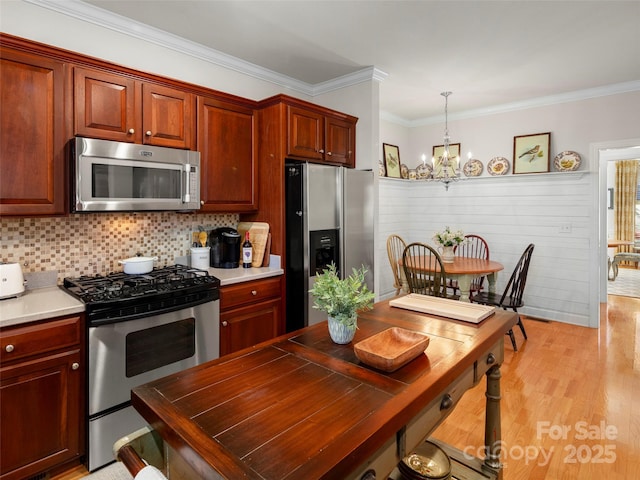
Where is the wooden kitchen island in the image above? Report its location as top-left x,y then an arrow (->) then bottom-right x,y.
131,298 -> 517,479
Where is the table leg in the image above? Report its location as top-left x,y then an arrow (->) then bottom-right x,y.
484,364 -> 502,472
455,274 -> 472,302
487,272 -> 498,294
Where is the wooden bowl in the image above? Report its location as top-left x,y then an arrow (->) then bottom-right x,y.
354,327 -> 430,372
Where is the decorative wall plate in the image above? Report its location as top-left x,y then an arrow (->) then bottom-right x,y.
554,151 -> 581,171
487,157 -> 510,176
400,163 -> 409,179
463,159 -> 483,177
416,162 -> 432,179
379,160 -> 386,176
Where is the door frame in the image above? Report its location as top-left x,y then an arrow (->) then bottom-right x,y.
590,138 -> 640,327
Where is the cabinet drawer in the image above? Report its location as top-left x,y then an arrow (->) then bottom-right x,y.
0,315 -> 82,363
220,277 -> 281,311
405,366 -> 475,452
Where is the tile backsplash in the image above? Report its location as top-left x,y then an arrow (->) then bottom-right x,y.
1,212 -> 238,283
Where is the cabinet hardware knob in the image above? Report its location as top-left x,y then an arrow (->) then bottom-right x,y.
319,149 -> 325,154
5,344 -> 14,353
145,130 -> 152,136
327,151 -> 332,156
222,321 -> 228,327
251,290 -> 257,296
200,200 -> 204,205
440,393 -> 453,410
72,362 -> 80,370
486,353 -> 496,365
360,469 -> 376,480
128,128 -> 135,134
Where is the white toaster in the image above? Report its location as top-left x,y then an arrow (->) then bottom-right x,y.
0,262 -> 26,299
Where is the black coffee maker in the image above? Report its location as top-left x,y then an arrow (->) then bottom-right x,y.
208,227 -> 241,268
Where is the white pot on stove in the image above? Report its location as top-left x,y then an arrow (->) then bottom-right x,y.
119,256 -> 158,274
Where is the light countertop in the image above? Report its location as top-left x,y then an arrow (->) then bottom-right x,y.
181,254 -> 283,286
0,286 -> 85,328
209,265 -> 283,286
1,258 -> 283,328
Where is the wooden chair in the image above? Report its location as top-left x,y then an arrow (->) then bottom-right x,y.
470,243 -> 534,352
401,242 -> 449,298
448,234 -> 490,296
386,234 -> 407,295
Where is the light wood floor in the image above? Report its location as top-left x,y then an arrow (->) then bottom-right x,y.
432,294 -> 640,479
54,295 -> 640,480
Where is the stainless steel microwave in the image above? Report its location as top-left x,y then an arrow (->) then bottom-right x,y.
73,137 -> 201,212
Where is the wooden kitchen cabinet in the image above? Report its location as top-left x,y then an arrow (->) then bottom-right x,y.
0,314 -> 85,480
74,67 -> 195,149
197,96 -> 258,212
287,104 -> 356,167
219,277 -> 282,356
0,45 -> 68,216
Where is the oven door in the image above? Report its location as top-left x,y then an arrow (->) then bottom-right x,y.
88,301 -> 219,417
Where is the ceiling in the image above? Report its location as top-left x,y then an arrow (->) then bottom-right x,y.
77,0 -> 640,122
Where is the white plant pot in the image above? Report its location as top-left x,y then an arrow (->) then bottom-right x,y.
327,316 -> 357,344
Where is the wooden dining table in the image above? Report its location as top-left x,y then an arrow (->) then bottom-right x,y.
607,239 -> 633,248
399,256 -> 504,302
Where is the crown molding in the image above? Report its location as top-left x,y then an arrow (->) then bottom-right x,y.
385,80 -> 640,127
26,0 -> 384,96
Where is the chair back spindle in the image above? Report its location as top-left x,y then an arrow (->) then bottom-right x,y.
402,242 -> 449,298
387,234 -> 407,295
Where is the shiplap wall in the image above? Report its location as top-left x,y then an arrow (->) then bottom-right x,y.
377,172 -> 592,326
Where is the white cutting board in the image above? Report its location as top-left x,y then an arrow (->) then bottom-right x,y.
390,294 -> 495,323
237,222 -> 270,267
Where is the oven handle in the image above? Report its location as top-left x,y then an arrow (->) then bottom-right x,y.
183,163 -> 192,203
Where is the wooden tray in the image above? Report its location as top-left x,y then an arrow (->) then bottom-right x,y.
389,294 -> 495,324
237,222 -> 269,267
354,327 -> 430,372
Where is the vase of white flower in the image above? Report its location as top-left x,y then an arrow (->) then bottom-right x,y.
433,226 -> 465,263
439,245 -> 455,263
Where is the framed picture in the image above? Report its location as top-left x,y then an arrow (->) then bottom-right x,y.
432,143 -> 460,177
383,143 -> 401,178
513,132 -> 551,174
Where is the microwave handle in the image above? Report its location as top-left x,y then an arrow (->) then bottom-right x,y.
183,164 -> 192,203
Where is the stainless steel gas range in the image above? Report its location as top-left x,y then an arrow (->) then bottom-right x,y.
63,265 -> 220,472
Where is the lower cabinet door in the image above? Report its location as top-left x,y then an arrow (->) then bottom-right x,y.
220,298 -> 281,356
0,350 -> 83,480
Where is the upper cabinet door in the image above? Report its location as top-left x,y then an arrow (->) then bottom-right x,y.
325,116 -> 356,167
74,68 -> 194,149
287,106 -> 324,160
285,103 -> 357,167
198,96 -> 257,212
142,83 -> 194,149
74,67 -> 139,143
0,49 -> 67,216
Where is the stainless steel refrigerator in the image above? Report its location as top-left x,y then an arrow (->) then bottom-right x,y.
285,162 -> 374,331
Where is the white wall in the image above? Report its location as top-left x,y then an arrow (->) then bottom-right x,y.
379,91 -> 640,327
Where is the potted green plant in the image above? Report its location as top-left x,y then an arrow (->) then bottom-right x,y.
309,263 -> 375,344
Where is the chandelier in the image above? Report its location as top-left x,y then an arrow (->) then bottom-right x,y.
432,91 -> 462,190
